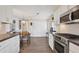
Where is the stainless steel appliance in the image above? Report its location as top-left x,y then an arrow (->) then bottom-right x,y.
54,35 -> 69,53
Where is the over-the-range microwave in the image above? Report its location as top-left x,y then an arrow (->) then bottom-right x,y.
60,6 -> 79,23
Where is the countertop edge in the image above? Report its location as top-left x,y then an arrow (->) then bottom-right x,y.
0,33 -> 19,42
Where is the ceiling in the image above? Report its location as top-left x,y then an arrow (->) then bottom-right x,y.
12,5 -> 60,20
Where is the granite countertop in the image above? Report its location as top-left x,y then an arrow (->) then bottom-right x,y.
54,33 -> 79,46
0,32 -> 19,42
69,39 -> 79,46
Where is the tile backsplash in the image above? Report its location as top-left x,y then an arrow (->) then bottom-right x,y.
0,23 -> 7,34
59,24 -> 79,35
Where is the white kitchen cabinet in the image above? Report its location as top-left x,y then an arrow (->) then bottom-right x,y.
59,6 -> 69,15
59,5 -> 74,16
68,5 -> 76,10
15,20 -> 20,32
0,35 -> 20,53
5,24 -> 11,32
69,42 -> 79,53
49,33 -> 54,50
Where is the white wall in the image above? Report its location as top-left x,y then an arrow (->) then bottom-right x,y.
13,6 -> 59,37
59,24 -> 79,35
31,20 -> 47,37
0,5 -> 59,36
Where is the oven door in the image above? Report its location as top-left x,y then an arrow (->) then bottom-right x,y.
54,40 -> 69,53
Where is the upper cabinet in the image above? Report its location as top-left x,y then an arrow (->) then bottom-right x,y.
68,5 -> 76,10
54,5 -> 71,24
0,6 -> 13,24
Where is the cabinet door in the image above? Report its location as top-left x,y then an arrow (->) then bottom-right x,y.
69,42 -> 79,53
13,35 -> 20,53
0,38 -> 11,51
69,5 -> 76,10
0,35 -> 20,53
8,35 -> 20,53
49,33 -> 54,50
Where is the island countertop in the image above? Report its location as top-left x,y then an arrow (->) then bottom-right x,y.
0,32 -> 19,42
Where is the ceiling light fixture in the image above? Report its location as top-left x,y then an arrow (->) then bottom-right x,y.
36,11 -> 40,15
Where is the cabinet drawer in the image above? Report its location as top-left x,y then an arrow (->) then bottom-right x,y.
0,35 -> 20,53
69,42 -> 79,53
69,50 -> 75,53
69,50 -> 79,53
0,40 -> 10,50
7,35 -> 20,45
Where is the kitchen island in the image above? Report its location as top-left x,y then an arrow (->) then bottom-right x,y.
0,32 -> 20,53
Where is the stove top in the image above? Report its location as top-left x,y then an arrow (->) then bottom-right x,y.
54,33 -> 79,45
55,33 -> 79,39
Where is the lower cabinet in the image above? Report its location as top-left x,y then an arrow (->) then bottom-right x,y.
0,35 -> 20,53
69,42 -> 79,53
49,33 -> 54,50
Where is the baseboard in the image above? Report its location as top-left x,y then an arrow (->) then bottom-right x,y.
30,35 -> 47,37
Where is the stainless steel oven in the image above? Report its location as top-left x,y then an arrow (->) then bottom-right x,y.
54,35 -> 69,53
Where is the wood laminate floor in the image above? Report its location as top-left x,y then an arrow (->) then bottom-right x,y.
20,37 -> 53,53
